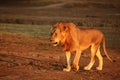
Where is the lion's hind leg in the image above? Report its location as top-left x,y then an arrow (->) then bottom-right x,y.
84,44 -> 99,70
96,47 -> 103,70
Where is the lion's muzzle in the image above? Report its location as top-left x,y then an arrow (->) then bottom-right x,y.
50,39 -> 58,46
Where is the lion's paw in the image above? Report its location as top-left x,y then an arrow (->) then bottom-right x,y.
84,66 -> 91,70
96,67 -> 102,70
73,65 -> 79,71
63,67 -> 71,72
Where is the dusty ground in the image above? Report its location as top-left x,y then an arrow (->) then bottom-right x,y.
0,34 -> 120,80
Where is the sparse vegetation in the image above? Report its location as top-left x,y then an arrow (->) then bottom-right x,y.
0,23 -> 51,39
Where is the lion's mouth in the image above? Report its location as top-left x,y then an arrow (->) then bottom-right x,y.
52,42 -> 58,46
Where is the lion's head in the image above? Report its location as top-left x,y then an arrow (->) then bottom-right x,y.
50,23 -> 67,46
50,22 -> 78,50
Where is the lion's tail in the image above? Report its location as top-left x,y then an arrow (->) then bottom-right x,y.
102,37 -> 113,62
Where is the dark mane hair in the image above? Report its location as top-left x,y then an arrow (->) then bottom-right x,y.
59,23 -> 79,51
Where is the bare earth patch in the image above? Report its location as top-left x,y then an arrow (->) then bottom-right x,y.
0,34 -> 120,80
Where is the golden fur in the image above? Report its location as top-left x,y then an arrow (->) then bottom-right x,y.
50,22 -> 113,72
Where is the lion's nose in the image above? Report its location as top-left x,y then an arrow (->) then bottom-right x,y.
50,39 -> 53,42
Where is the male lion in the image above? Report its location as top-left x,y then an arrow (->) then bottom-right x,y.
50,22 -> 113,72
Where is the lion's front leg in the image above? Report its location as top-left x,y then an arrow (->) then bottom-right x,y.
63,51 -> 71,72
73,50 -> 81,71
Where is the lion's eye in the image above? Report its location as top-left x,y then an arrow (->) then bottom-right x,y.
55,33 -> 57,36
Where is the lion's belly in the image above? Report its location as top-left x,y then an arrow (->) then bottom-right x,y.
79,43 -> 91,50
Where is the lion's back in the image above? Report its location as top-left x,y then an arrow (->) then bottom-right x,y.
76,28 -> 104,47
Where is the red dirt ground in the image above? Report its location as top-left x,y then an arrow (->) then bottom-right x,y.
0,34 -> 120,80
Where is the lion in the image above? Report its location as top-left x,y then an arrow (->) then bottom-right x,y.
50,22 -> 113,72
